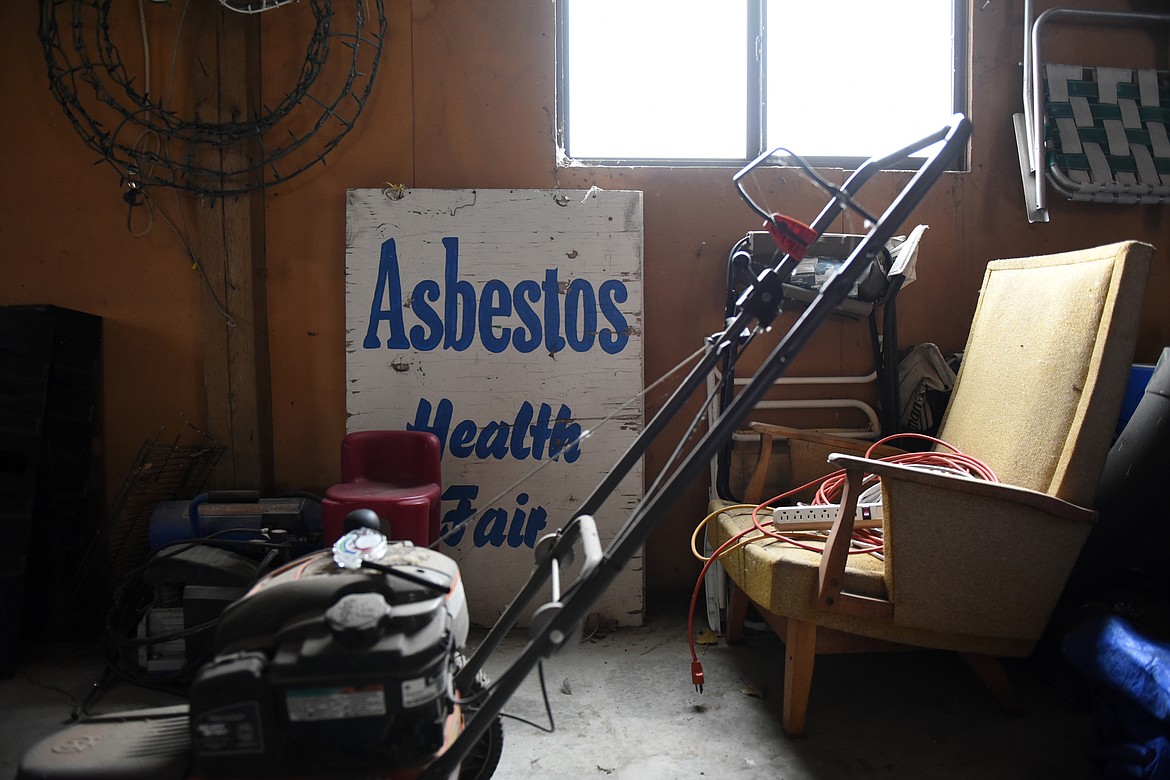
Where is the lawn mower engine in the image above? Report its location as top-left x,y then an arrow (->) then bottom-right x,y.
191,520 -> 472,778
19,512 -> 500,780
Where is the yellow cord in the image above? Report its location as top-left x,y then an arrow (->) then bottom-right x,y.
690,503 -> 770,562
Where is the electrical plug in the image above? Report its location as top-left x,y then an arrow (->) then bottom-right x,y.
691,660 -> 705,693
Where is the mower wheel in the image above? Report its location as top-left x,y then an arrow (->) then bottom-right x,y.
458,713 -> 503,780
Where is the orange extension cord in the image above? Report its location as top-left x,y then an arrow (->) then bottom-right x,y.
686,433 -> 999,692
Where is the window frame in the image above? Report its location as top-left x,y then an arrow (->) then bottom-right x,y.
555,0 -> 969,171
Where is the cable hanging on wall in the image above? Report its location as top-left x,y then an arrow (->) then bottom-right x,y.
38,0 -> 386,198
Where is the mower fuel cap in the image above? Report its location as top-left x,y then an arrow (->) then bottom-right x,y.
325,592 -> 392,644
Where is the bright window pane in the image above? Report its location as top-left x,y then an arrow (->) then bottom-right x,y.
765,1 -> 954,158
565,1 -> 747,159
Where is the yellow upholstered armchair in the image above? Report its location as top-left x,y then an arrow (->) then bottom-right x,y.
708,241 -> 1153,735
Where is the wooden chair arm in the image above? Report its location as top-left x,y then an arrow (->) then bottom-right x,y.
743,423 -> 783,503
825,453 -> 1097,525
743,422 -> 900,504
816,464 -> 895,620
749,422 -> 889,453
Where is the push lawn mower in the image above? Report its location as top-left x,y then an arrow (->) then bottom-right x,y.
17,115 -> 971,780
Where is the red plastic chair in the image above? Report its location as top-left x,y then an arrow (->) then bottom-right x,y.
321,431 -> 443,547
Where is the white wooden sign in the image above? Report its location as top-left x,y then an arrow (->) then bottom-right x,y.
345,189 -> 644,626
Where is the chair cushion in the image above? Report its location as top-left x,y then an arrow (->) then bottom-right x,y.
708,501 -> 886,606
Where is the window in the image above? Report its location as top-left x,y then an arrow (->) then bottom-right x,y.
558,1 -> 966,168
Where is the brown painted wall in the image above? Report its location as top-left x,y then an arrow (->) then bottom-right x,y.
3,1 -> 1168,599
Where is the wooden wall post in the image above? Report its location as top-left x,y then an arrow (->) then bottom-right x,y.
189,4 -> 272,491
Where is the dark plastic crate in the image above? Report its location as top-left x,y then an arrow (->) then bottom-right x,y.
0,308 -> 55,374
0,430 -> 40,498
0,305 -> 102,645
0,502 -> 34,576
0,573 -> 26,677
7,305 -> 101,373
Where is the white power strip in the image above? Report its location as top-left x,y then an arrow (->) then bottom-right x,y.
766,502 -> 883,528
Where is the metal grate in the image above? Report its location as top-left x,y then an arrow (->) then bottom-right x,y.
80,435 -> 224,591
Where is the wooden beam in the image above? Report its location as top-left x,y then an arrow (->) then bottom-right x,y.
188,4 -> 272,491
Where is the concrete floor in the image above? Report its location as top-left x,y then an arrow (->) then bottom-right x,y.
1,608 -> 1097,780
